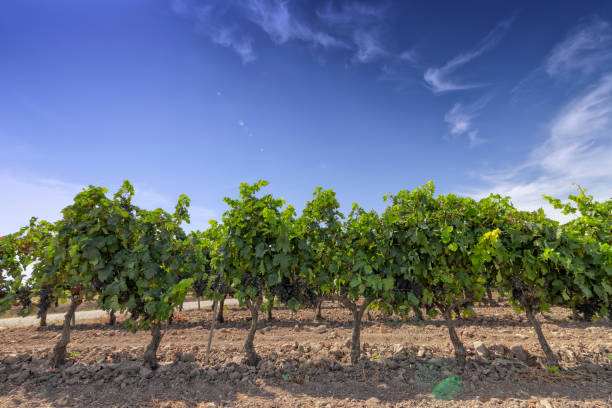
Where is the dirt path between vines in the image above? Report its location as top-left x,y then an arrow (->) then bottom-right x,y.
0,299 -> 239,329
0,302 -> 610,407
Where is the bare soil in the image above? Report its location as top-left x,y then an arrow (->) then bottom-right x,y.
0,301 -> 610,407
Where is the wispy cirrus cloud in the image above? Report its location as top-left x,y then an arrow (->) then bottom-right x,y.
424,14 -> 517,93
468,74 -> 612,220
170,0 -> 416,64
209,27 -> 256,63
444,98 -> 489,147
352,30 -> 388,62
170,0 -> 416,66
244,0 -> 348,49
171,0 -> 256,63
513,16 -> 612,98
315,1 -> 392,62
546,16 -> 612,78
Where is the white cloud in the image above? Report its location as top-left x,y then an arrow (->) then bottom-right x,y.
210,28 -> 256,63
546,16 -> 612,78
443,98 -> 489,146
171,0 -> 415,66
398,49 -> 418,63
424,14 -> 516,93
353,30 -> 387,63
170,0 -> 257,63
244,0 -> 348,49
468,75 -> 612,221
0,173 -> 217,235
513,17 -> 612,98
467,131 -> 485,147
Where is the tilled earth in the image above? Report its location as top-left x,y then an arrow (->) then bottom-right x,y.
0,302 -> 610,407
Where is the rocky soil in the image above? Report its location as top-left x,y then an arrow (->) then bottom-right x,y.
0,302 -> 610,407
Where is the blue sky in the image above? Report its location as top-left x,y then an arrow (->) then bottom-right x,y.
1,0 -> 612,233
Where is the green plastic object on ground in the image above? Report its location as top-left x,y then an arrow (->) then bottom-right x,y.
432,376 -> 462,400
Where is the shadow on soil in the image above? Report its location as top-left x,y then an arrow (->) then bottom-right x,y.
2,353 -> 610,407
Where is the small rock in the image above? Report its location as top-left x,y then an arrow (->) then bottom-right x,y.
181,352 -> 196,363
392,344 -> 405,356
9,371 -> 29,383
474,341 -> 490,359
229,371 -> 241,381
583,362 -> 600,374
383,358 -> 399,370
311,343 -> 323,353
64,365 -> 82,376
4,354 -> 19,365
188,368 -> 200,378
329,347 -> 343,360
417,347 -> 426,358
538,399 -> 553,408
511,345 -> 530,362
563,348 -> 576,360
139,366 -> 153,378
315,325 -> 327,334
489,344 -> 510,356
365,397 -> 380,407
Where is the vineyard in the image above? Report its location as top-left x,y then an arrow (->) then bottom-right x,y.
0,180 -> 610,407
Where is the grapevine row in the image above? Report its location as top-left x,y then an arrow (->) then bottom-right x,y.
0,180 -> 610,370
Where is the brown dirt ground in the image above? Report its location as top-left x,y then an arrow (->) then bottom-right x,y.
0,301 -> 610,407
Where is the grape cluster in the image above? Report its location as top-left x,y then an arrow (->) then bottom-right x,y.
37,285 -> 54,319
396,277 -> 422,297
130,299 -> 149,320
272,277 -> 300,304
91,276 -> 106,292
241,272 -> 264,292
511,275 -> 529,305
298,285 -> 320,308
193,278 -> 208,297
16,286 -> 32,310
272,276 -> 319,307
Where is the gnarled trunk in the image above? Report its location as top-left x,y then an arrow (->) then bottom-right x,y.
244,298 -> 262,366
197,296 -> 201,310
486,287 -> 493,305
217,295 -> 226,323
525,306 -> 559,367
314,299 -> 323,321
52,297 -> 81,367
412,305 -> 424,320
443,308 -> 466,369
333,296 -> 374,365
108,310 -> 116,326
143,323 -> 164,369
39,309 -> 48,327
267,299 -> 273,320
